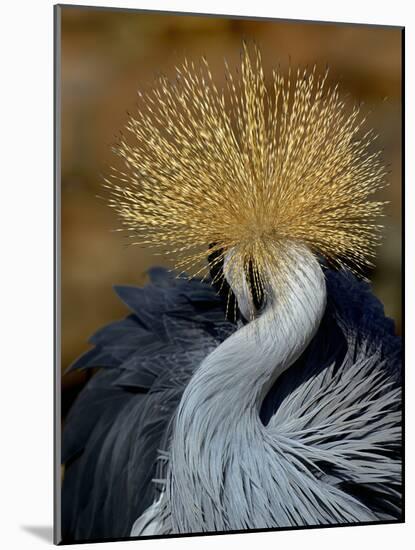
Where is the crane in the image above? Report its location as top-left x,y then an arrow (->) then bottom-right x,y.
61,44 -> 402,541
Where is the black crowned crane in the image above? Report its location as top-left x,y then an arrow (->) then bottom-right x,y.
61,45 -> 402,541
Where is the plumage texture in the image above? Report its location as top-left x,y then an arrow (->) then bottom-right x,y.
107,45 -> 387,312
61,268 -> 235,541
61,44 -> 401,541
154,247 -> 400,533
61,267 -> 401,541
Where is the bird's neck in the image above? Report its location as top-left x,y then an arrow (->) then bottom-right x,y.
165,246 -> 326,532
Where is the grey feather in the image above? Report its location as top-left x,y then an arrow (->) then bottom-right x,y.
140,248 -> 401,534
62,260 -> 401,541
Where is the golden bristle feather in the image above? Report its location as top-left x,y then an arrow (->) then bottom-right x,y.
106,44 -> 387,313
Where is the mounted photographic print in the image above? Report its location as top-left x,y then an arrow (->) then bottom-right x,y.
54,4 -> 404,545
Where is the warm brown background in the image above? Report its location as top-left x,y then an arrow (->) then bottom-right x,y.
60,6 -> 402,412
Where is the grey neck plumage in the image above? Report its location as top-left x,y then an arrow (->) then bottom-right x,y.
132,244 -> 327,535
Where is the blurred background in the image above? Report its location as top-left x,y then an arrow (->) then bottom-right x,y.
60,6 -> 402,416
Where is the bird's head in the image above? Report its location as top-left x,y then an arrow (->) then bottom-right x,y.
107,44 -> 386,320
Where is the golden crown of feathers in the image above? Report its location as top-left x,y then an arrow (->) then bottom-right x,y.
107,44 -> 386,304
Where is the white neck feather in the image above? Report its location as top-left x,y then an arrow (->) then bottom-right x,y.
150,244 -> 326,533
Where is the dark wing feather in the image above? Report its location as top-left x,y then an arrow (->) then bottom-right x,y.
61,268 -> 235,542
261,269 -> 401,422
